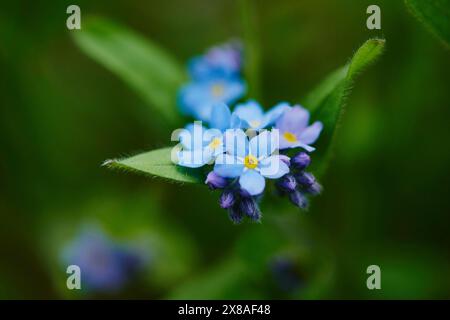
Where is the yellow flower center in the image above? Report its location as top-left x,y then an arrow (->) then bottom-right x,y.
211,83 -> 224,97
244,154 -> 259,169
283,132 -> 297,143
249,120 -> 261,128
208,137 -> 222,149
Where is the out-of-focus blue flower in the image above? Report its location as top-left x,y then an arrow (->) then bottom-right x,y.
61,227 -> 147,293
275,105 -> 323,151
178,77 -> 246,122
232,100 -> 289,130
270,256 -> 303,293
214,130 -> 290,196
188,41 -> 243,81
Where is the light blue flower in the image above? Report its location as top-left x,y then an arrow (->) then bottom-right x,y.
177,102 -> 251,168
232,100 -> 290,130
188,41 -> 242,81
275,105 -> 323,151
177,122 -> 224,168
178,78 -> 246,122
209,102 -> 249,131
214,130 -> 290,196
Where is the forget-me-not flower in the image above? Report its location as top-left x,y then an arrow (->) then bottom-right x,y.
188,41 -> 243,80
177,122 -> 224,168
177,102 -> 251,168
214,130 -> 290,196
178,78 -> 246,122
275,105 -> 323,152
232,100 -> 290,130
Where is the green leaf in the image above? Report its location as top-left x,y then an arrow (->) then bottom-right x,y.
104,147 -> 203,184
405,0 -> 450,47
306,39 -> 385,177
72,17 -> 186,124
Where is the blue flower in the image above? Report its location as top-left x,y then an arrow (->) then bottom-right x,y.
214,130 -> 290,196
178,78 -> 246,122
177,102 -> 253,168
275,105 -> 323,151
232,100 -> 290,130
61,227 -> 146,292
188,41 -> 243,81
177,122 -> 224,168
270,256 -> 303,293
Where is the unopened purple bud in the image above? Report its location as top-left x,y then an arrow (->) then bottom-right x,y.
291,152 -> 311,169
289,190 -> 308,209
239,197 -> 261,221
277,174 -> 297,192
205,171 -> 228,189
295,172 -> 316,188
279,155 -> 291,167
228,204 -> 243,224
219,190 -> 236,209
307,181 -> 322,195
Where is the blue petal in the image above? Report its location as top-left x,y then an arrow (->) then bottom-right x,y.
187,56 -> 211,81
230,113 -> 251,129
178,123 -> 208,150
261,102 -> 291,128
239,170 -> 266,196
209,103 -> 231,131
259,155 -> 290,179
224,129 -> 249,157
249,131 -> 277,158
178,82 -> 212,121
281,140 -> 316,152
221,79 -> 246,105
298,121 -> 323,145
275,105 -> 310,135
214,154 -> 244,178
232,100 -> 264,125
177,149 -> 211,168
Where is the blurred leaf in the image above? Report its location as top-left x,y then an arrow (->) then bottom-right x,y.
405,0 -> 450,47
104,147 -> 203,184
307,38 -> 385,177
72,17 -> 186,124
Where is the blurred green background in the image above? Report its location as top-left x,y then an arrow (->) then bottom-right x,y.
1,0 -> 449,299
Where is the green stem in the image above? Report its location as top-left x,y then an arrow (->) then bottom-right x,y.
239,0 -> 262,101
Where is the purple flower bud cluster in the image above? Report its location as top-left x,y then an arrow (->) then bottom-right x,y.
218,187 -> 261,223
206,172 -> 262,223
276,151 -> 322,209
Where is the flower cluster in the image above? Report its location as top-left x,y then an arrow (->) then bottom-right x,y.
176,42 -> 323,223
178,41 -> 246,122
